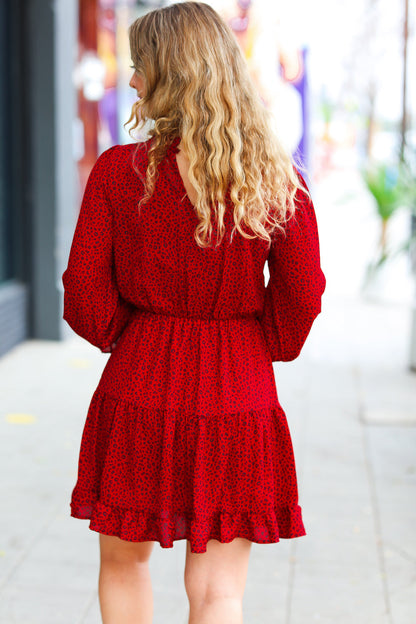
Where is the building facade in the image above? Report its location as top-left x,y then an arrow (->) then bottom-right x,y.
0,0 -> 151,357
0,0 -> 78,356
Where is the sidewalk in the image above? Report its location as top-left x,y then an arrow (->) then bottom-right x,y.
0,166 -> 415,623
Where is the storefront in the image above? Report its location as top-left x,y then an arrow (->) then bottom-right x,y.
0,0 -> 160,357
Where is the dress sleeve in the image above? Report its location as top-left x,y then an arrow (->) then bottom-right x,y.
62,147 -> 134,352
258,170 -> 326,362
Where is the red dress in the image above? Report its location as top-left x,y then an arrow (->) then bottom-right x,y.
62,135 -> 326,554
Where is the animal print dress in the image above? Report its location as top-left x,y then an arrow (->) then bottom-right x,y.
62,135 -> 326,554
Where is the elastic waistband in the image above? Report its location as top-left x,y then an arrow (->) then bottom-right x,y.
132,308 -> 258,322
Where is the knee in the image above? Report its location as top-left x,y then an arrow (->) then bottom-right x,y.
204,584 -> 243,609
185,570 -> 243,607
184,538 -> 251,608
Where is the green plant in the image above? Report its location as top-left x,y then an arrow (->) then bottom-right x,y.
396,146 -> 416,274
361,152 -> 416,291
397,145 -> 416,214
361,162 -> 402,258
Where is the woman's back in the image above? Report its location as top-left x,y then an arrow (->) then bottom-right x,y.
61,3 -> 326,621
62,130 -> 325,553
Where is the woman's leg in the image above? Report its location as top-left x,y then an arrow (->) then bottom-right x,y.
98,533 -> 155,624
184,537 -> 252,624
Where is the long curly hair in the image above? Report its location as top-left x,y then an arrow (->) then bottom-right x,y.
125,1 -> 310,249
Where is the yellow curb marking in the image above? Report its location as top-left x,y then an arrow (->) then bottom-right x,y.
69,358 -> 91,369
5,413 -> 37,424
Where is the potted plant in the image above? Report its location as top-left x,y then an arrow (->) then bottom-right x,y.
361,150 -> 416,297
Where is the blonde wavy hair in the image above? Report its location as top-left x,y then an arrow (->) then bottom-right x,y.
125,1 -> 310,249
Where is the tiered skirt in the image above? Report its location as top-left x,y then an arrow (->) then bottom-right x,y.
70,308 -> 306,553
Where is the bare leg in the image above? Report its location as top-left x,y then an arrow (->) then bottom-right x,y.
98,533 -> 155,624
184,537 -> 252,624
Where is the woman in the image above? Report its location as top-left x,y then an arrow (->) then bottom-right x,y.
62,2 -> 326,623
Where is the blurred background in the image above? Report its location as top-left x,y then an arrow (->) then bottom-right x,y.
0,1 -> 415,623
0,0 -> 415,357
0,0 -> 415,358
